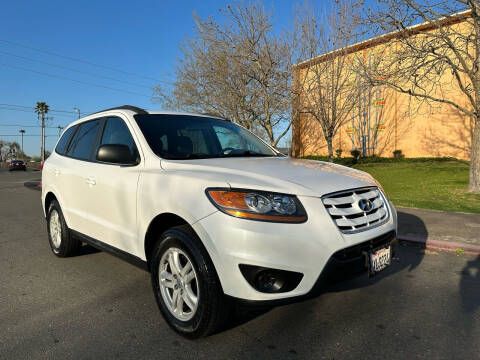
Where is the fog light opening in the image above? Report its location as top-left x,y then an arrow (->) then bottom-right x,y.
239,264 -> 303,293
255,271 -> 285,293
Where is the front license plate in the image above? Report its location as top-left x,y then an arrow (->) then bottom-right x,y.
369,246 -> 391,274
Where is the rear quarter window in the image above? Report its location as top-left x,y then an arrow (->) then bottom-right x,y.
55,126 -> 77,155
66,120 -> 101,160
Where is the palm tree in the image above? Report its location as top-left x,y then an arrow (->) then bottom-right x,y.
34,102 -> 49,161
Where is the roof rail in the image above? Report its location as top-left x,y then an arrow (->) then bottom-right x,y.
89,105 -> 148,116
202,112 -> 230,121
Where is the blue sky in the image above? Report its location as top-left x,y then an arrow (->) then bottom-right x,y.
0,0 -> 322,156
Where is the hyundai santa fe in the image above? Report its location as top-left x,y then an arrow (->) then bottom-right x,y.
42,105 -> 398,338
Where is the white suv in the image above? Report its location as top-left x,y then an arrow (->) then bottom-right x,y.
42,105 -> 398,338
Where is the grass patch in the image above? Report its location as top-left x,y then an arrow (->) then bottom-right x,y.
302,156 -> 480,213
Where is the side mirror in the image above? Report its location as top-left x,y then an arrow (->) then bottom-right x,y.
96,144 -> 138,165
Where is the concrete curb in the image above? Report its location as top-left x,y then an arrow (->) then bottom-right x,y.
398,235 -> 480,255
24,180 -> 41,191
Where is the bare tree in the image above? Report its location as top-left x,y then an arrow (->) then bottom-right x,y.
293,0 -> 363,162
362,0 -> 480,193
161,1 -> 293,147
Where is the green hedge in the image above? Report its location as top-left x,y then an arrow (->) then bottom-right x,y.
300,155 -> 468,166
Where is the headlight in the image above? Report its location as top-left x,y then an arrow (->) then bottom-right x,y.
206,188 -> 307,223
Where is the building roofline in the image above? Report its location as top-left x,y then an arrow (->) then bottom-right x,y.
294,9 -> 472,70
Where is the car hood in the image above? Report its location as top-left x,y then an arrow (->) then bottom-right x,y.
160,157 -> 377,197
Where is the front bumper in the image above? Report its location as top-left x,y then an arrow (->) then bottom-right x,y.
192,195 -> 398,301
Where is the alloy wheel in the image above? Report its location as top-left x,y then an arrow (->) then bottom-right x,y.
158,247 -> 199,321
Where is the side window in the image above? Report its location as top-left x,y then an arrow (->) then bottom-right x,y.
99,117 -> 138,160
55,125 -> 77,155
66,120 -> 101,160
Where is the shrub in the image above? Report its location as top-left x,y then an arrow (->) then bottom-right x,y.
335,149 -> 343,158
393,149 -> 404,159
350,149 -> 361,163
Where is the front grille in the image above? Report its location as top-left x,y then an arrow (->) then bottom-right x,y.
322,187 -> 389,233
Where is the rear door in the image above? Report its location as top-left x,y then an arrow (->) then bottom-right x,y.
44,125 -> 77,221
62,119 -> 102,233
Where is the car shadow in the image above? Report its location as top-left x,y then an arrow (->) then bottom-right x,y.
397,210 -> 428,240
77,243 -> 101,256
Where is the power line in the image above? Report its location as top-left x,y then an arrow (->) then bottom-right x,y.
0,103 -> 78,113
0,103 -> 90,115
0,50 -> 154,89
0,107 -> 78,118
0,63 -> 153,98
0,38 -> 162,83
0,134 -> 59,137
0,124 -> 59,128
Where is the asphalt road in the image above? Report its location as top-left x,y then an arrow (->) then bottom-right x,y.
0,170 -> 479,360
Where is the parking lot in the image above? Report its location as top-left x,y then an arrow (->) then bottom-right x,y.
0,169 -> 479,360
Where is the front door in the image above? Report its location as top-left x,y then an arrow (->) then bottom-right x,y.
81,116 -> 142,256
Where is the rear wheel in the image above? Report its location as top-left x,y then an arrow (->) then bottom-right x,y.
150,225 -> 229,338
46,200 -> 80,257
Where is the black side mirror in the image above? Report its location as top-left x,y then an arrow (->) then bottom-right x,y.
96,144 -> 138,165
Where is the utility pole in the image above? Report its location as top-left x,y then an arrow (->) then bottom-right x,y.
40,113 -> 45,162
57,125 -> 64,137
73,107 -> 81,119
19,129 -> 25,159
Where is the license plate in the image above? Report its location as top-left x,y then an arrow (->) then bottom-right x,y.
369,246 -> 391,274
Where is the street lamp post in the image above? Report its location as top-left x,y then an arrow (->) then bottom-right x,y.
73,107 -> 80,119
57,125 -> 64,137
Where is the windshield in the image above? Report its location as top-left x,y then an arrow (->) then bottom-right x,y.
134,114 -> 280,160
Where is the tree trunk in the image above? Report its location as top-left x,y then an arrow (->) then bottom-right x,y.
469,115 -> 480,193
327,136 -> 334,162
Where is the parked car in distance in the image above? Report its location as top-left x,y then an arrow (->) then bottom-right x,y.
9,159 -> 26,171
41,105 -> 398,338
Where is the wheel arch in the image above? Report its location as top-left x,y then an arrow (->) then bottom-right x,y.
44,191 -> 58,216
143,212 -> 223,293
144,213 -> 192,266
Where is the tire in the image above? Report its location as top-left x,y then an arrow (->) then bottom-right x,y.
46,199 -> 80,257
150,225 -> 230,338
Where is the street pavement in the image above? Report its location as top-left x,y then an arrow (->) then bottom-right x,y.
0,170 -> 479,359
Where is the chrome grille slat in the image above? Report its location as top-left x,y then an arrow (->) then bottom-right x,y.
322,187 -> 389,233
335,207 -> 386,227
323,189 -> 379,206
327,197 -> 383,216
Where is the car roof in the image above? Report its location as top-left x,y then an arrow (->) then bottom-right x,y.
87,105 -> 225,120
66,105 -> 227,127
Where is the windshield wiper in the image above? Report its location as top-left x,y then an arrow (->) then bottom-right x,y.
221,150 -> 275,158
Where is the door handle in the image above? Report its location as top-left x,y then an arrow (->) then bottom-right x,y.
85,177 -> 96,186
54,169 -> 60,176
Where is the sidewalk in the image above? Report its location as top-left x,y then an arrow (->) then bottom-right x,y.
397,206 -> 480,254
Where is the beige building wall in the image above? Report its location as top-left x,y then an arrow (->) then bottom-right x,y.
293,17 -> 473,160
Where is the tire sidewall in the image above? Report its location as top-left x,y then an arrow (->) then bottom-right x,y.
151,230 -> 211,337
46,200 -> 68,255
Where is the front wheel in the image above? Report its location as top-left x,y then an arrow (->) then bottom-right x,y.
150,225 -> 229,338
